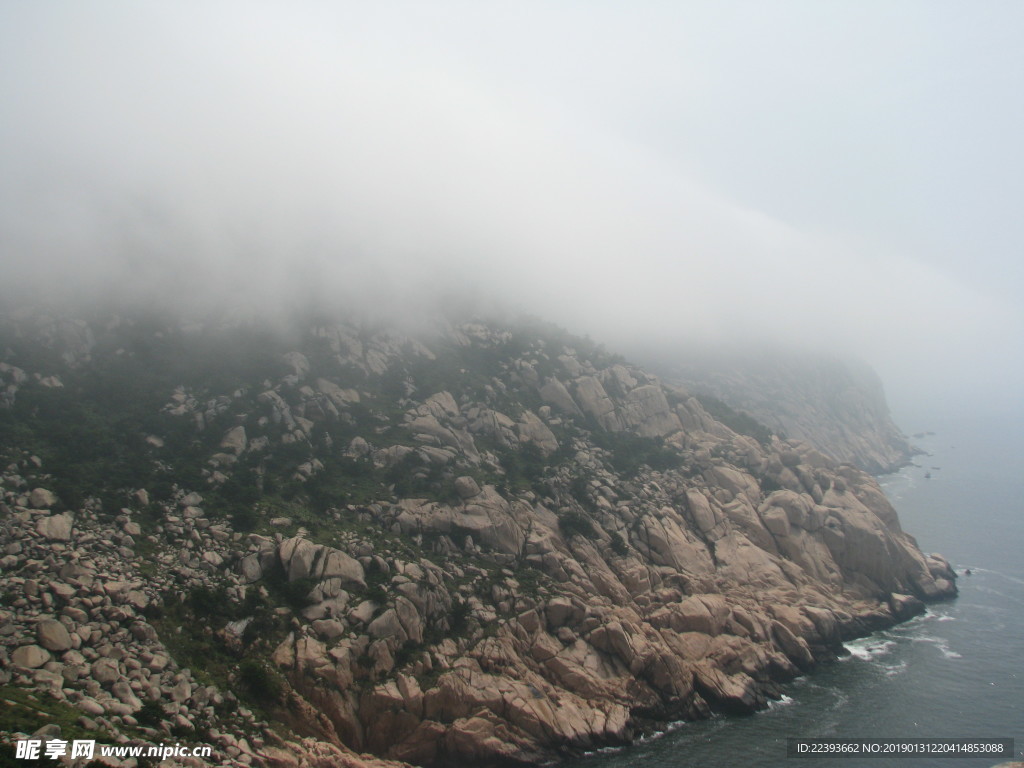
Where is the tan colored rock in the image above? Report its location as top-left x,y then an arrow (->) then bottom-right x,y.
445,713 -> 538,765
454,476 -> 481,500
220,426 -> 247,455
311,619 -> 346,641
349,600 -> 378,626
635,514 -> 714,573
78,697 -> 105,716
618,383 -> 682,437
760,505 -> 790,537
238,553 -> 264,583
29,487 -> 57,509
91,658 -> 120,685
770,620 -> 814,670
316,378 -> 361,407
394,597 -> 424,644
367,609 -> 407,642
889,593 -> 924,621
280,537 -> 365,587
125,589 -> 149,609
573,376 -> 622,431
538,378 -> 582,416
686,490 -> 720,536
545,597 -> 584,630
320,549 -> 366,586
36,513 -> 73,541
36,619 -> 73,652
12,645 -> 51,668
517,412 -> 559,454
694,662 -> 762,713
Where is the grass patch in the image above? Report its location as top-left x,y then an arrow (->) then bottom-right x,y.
0,685 -> 116,741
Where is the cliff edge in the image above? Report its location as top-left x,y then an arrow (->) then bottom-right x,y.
652,346 -> 914,474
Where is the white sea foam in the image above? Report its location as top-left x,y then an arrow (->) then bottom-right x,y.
883,660 -> 908,677
919,607 -> 955,623
581,744 -> 627,757
912,634 -> 962,659
878,469 -> 916,500
767,694 -> 795,709
843,638 -> 896,661
633,718 -> 689,744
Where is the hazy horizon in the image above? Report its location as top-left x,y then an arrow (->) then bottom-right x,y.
2,2 -> 1021,415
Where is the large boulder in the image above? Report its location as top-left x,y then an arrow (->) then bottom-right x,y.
29,488 -> 58,509
517,412 -> 559,454
12,645 -> 50,668
36,619 -> 73,652
238,553 -> 264,583
279,537 -> 366,587
573,376 -> 622,431
219,426 -> 248,455
454,476 -> 482,500
36,514 -> 73,541
91,658 -> 120,685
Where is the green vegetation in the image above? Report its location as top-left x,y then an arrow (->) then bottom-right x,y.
557,509 -> 596,538
383,452 -> 460,504
238,659 -> 283,703
693,394 -> 774,446
134,700 -> 166,728
609,531 -> 629,555
587,428 -> 682,477
0,685 -> 136,768
0,685 -> 113,742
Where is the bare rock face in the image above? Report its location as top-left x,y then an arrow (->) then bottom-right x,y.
574,376 -> 622,431
517,411 -> 559,454
616,382 -> 682,437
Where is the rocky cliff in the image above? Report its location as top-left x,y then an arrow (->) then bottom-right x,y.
0,309 -> 955,767
650,346 -> 914,474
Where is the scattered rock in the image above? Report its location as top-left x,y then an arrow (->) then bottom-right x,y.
29,487 -> 58,509
35,513 -> 73,541
12,645 -> 51,668
36,619 -> 73,652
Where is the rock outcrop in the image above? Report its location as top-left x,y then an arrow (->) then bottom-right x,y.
0,308 -> 956,767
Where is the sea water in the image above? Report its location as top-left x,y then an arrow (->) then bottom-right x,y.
567,408 -> 1024,767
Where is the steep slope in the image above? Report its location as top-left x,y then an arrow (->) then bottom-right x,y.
650,347 -> 914,474
0,309 -> 955,767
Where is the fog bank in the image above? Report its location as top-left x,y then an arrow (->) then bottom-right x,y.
2,2 -> 1021,409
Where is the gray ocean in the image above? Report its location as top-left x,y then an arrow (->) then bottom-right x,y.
567,408 -> 1024,767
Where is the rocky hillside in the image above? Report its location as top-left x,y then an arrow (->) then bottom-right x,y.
0,308 -> 955,767
650,347 -> 914,474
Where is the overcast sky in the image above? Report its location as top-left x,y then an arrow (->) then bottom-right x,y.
1,1 -> 1021,412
